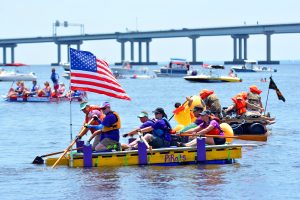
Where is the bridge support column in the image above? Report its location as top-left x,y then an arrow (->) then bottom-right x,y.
146,41 -> 150,63
225,35 -> 249,64
130,41 -> 134,61
243,37 -> 248,60
11,47 -> 15,64
57,44 -> 61,64
138,41 -> 142,63
3,47 -> 6,65
1,44 -> 17,64
189,35 -> 202,65
233,37 -> 237,60
116,38 -> 156,66
53,40 -> 82,66
258,32 -> 279,64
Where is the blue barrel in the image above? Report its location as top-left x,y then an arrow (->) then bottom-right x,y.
231,123 -> 243,135
247,123 -> 265,135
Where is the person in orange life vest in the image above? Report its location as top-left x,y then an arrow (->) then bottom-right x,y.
38,81 -> 51,97
80,101 -> 105,150
178,110 -> 225,146
225,93 -> 275,124
87,102 -> 121,151
200,89 -> 222,119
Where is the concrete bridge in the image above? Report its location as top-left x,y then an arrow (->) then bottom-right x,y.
1,22 -> 300,65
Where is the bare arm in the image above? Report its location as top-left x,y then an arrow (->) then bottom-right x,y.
195,124 -> 214,136
87,130 -> 101,142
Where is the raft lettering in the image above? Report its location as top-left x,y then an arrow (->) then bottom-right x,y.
164,154 -> 186,163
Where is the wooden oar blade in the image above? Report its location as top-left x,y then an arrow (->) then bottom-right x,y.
32,156 -> 44,164
235,135 -> 268,142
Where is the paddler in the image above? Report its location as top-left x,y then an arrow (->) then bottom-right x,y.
86,102 -> 121,151
80,101 -> 105,150
177,110 -> 226,146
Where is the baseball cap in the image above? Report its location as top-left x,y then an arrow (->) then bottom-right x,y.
80,101 -> 88,110
137,111 -> 148,118
193,105 -> 204,112
100,102 -> 110,109
200,110 -> 211,116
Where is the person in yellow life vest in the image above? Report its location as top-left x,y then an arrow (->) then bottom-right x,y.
247,85 -> 263,113
173,96 -> 194,126
87,102 -> 121,151
200,89 -> 222,119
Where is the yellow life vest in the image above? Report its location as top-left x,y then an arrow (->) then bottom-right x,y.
102,111 -> 121,132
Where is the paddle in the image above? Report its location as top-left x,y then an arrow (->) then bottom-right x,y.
137,130 -> 152,151
51,118 -> 94,168
178,133 -> 267,142
32,147 -> 83,164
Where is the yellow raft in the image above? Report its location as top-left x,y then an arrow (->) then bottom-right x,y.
45,140 -> 250,168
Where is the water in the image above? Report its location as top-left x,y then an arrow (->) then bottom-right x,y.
0,64 -> 300,199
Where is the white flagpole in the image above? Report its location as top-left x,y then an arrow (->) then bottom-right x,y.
69,47 -> 73,167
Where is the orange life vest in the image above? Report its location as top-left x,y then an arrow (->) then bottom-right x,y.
232,97 -> 247,115
207,127 -> 221,135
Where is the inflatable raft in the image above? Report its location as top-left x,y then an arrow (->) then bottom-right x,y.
44,138 -> 254,168
4,95 -> 84,102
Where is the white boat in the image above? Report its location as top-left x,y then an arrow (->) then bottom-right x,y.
184,65 -> 242,83
0,69 -> 37,81
153,58 -> 191,77
130,74 -> 155,79
62,71 -> 70,79
231,60 -> 277,73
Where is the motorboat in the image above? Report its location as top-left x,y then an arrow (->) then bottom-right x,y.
184,65 -> 242,83
0,69 -> 37,81
231,60 -> 277,73
130,74 -> 155,79
153,58 -> 191,77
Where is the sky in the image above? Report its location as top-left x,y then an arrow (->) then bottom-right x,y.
1,0 -> 300,64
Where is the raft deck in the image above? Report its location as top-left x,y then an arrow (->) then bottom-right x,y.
46,142 -> 254,168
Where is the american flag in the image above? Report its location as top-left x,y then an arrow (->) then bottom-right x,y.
69,48 -> 131,100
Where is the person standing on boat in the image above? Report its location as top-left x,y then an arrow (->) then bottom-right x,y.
178,110 -> 226,146
200,89 -> 222,119
123,107 -> 172,149
80,101 -> 104,150
50,68 -> 59,97
86,102 -> 121,151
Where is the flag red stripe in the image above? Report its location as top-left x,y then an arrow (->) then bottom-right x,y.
71,72 -> 122,87
71,86 -> 131,100
70,79 -> 126,93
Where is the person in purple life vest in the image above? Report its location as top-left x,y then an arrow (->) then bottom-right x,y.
123,107 -> 172,149
123,111 -> 155,137
50,68 -> 59,96
86,102 -> 121,151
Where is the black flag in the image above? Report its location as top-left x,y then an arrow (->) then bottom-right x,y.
269,77 -> 286,102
